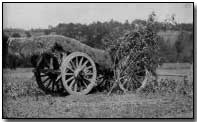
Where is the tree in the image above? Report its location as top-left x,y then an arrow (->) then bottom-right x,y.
3,33 -> 9,68
12,32 -> 21,37
25,31 -> 31,37
44,29 -> 51,35
175,40 -> 182,62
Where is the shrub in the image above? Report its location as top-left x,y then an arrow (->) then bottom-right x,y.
12,32 -> 21,38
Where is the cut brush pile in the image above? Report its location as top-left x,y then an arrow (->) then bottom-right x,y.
8,35 -> 112,69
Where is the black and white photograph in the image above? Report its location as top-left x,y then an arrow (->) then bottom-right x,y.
2,2 -> 194,118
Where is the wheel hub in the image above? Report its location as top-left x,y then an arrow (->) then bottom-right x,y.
74,68 -> 80,77
74,68 -> 85,80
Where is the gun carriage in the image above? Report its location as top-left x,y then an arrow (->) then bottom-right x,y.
8,35 -> 146,95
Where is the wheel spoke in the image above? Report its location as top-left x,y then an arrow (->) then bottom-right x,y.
67,64 -> 74,72
79,57 -> 84,67
85,66 -> 93,70
42,77 -> 50,83
55,74 -> 61,82
55,75 -> 61,90
36,55 -> 43,67
85,72 -> 93,76
84,77 -> 91,83
70,60 -> 76,69
74,82 -> 77,92
122,80 -> 128,86
65,73 -> 74,76
40,73 -> 48,77
46,79 -> 52,88
76,56 -> 79,67
65,76 -> 74,83
49,57 -> 54,69
81,60 -> 89,70
69,79 -> 75,88
82,79 -> 88,88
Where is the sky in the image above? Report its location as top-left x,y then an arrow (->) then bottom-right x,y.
3,3 -> 193,30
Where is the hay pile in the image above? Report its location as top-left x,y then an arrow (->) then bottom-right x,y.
8,35 -> 113,69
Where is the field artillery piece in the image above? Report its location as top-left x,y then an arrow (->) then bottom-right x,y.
8,35 -> 147,95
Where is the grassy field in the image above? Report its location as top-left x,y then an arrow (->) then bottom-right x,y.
3,67 -> 193,118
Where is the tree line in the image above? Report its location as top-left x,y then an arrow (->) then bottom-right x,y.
3,14 -> 193,68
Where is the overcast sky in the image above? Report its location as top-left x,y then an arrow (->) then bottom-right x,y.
3,3 -> 193,30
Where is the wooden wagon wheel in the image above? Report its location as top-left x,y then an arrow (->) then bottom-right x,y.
34,53 -> 64,94
61,52 -> 97,95
118,63 -> 147,92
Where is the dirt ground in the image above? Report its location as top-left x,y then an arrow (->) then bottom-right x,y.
3,68 -> 193,118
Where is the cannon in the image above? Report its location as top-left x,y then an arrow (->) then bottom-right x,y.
8,35 -> 147,95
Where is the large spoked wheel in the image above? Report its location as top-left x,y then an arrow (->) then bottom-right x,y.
34,53 -> 64,94
119,63 -> 147,91
61,52 -> 97,95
